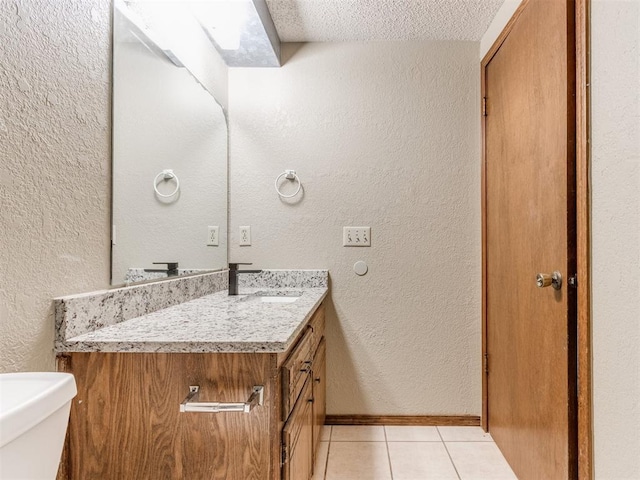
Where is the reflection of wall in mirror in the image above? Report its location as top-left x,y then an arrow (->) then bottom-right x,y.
112,25 -> 228,285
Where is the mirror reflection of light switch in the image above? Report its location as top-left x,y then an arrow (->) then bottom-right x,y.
239,226 -> 251,246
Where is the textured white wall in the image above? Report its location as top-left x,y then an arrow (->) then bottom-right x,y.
479,0 -> 523,59
591,1 -> 640,477
126,1 -> 229,109
229,42 -> 481,415
0,0 -> 112,372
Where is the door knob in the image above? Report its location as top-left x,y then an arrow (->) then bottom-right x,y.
536,271 -> 562,290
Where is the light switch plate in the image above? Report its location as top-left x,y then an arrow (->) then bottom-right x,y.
343,227 -> 371,246
239,226 -> 251,246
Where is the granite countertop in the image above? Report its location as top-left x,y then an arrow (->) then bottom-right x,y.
59,287 -> 328,354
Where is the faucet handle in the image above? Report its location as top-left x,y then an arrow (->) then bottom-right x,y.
153,262 -> 179,269
229,263 -> 252,270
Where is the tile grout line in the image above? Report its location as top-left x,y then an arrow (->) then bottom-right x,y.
323,425 -> 506,480
322,426 -> 332,480
383,426 -> 394,480
437,426 -> 462,480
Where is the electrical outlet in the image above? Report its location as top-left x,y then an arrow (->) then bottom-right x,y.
239,226 -> 251,246
207,226 -> 219,246
343,227 -> 371,247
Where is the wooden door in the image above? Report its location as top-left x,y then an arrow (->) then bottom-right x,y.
484,0 -> 577,479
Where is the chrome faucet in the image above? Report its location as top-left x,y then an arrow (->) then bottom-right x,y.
228,263 -> 262,295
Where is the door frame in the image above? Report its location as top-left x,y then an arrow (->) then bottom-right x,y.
480,0 -> 592,479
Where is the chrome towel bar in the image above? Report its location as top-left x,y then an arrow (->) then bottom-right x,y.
179,385 -> 264,413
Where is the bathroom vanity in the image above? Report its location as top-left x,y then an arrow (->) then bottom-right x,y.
54,271 -> 328,480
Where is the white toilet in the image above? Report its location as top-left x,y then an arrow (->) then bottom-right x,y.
0,372 -> 77,479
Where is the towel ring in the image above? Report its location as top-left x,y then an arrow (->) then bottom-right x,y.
275,170 -> 301,198
154,169 -> 180,198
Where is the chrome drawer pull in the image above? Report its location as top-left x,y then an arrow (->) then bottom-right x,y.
180,385 -> 264,413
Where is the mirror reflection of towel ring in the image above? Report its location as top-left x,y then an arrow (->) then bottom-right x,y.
275,170 -> 301,198
154,169 -> 180,197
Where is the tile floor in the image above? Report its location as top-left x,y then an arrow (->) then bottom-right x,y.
312,425 -> 517,480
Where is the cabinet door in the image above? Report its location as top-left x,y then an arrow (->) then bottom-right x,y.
312,337 -> 326,453
282,379 -> 313,480
282,326 -> 314,419
60,352 -> 276,480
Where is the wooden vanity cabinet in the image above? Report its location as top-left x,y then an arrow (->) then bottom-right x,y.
281,304 -> 326,480
57,302 -> 325,480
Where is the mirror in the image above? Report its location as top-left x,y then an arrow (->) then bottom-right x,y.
111,1 -> 228,285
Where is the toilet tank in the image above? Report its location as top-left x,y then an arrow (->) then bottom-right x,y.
0,372 -> 77,479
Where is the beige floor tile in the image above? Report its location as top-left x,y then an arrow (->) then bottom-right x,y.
388,442 -> 459,479
331,425 -> 386,442
321,426 -> 332,442
385,426 -> 441,442
325,441 -> 391,480
437,426 -> 493,442
446,442 -> 517,480
312,441 -> 330,480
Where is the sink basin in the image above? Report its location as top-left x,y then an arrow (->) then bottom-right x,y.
0,372 -> 77,479
238,290 -> 302,303
258,296 -> 300,303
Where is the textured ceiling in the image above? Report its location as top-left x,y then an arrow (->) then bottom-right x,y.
265,0 -> 505,42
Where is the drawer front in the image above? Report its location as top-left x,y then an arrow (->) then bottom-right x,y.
312,337 -> 326,453
282,326 -> 314,418
282,378 -> 313,480
307,303 -> 325,354
61,352 -> 275,480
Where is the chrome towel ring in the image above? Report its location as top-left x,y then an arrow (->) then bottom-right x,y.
154,169 -> 180,198
275,170 -> 301,198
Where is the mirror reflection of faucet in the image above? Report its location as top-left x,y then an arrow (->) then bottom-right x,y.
144,262 -> 179,277
228,263 -> 262,295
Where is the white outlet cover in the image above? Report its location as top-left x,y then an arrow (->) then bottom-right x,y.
239,226 -> 251,246
207,226 -> 219,246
